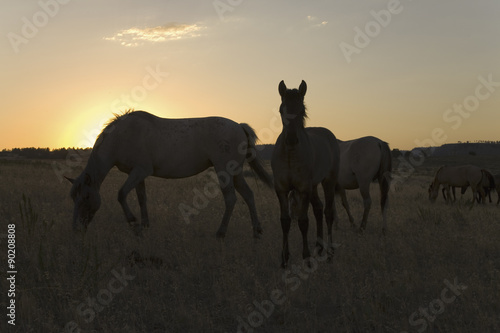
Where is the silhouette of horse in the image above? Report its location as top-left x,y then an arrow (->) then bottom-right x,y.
66,110 -> 272,238
428,165 -> 485,204
335,136 -> 392,234
271,80 -> 340,268
441,169 -> 495,203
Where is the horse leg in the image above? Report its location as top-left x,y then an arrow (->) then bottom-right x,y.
118,167 -> 152,233
276,190 -> 291,268
445,186 -> 452,204
478,186 -> 486,204
310,185 -> 324,255
322,178 -> 337,260
338,186 -> 355,230
358,182 -> 372,233
215,176 -> 237,239
135,180 -> 149,228
296,190 -> 312,262
379,174 -> 390,235
234,173 -> 262,238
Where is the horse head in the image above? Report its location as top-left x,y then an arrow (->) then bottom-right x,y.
65,173 -> 101,231
278,80 -> 308,147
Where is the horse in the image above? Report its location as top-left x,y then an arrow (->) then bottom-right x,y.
428,165 -> 485,204
271,80 -> 340,268
334,136 -> 392,234
442,169 -> 495,203
65,110 -> 273,238
289,136 -> 391,234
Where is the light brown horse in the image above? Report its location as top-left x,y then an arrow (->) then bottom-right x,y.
272,80 -> 340,268
442,169 -> 495,203
428,165 -> 485,204
289,136 -> 391,234
335,136 -> 392,234
66,110 -> 273,238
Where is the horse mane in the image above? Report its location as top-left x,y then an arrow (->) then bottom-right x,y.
95,109 -> 136,146
432,165 -> 445,186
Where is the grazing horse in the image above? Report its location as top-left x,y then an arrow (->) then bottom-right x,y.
272,80 -> 340,268
66,110 -> 273,238
443,169 -> 495,203
428,165 -> 485,204
335,136 -> 392,234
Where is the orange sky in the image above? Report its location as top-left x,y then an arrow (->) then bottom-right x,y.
1,0 -> 499,150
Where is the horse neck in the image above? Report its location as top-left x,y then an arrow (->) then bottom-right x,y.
83,150 -> 114,189
280,129 -> 311,161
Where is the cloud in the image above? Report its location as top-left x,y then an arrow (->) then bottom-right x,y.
104,23 -> 205,47
307,15 -> 328,28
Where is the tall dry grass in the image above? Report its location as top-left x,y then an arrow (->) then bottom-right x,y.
0,156 -> 499,332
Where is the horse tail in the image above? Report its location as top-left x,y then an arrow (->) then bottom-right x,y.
481,169 -> 495,189
239,123 -> 273,188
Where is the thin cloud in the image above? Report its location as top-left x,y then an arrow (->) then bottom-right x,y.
307,15 -> 328,28
104,23 -> 205,47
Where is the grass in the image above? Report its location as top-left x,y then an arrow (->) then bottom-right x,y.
0,155 -> 499,332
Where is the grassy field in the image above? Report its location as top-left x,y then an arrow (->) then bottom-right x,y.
1,155 -> 499,333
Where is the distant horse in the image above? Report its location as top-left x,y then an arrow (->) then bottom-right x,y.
272,80 -> 340,268
443,169 -> 495,203
428,165 -> 485,204
66,110 -> 273,238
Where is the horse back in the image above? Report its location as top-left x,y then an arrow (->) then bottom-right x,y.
439,165 -> 482,187
101,114 -> 247,177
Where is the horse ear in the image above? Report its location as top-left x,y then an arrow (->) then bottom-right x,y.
278,80 -> 287,97
299,80 -> 307,97
64,176 -> 75,184
84,173 -> 92,186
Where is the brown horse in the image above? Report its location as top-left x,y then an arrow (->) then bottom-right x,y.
272,80 -> 340,268
66,110 -> 272,238
441,169 -> 495,203
428,165 -> 485,204
289,136 -> 391,234
335,136 -> 392,234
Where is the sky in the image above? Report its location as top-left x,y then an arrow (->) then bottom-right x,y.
1,0 -> 499,150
